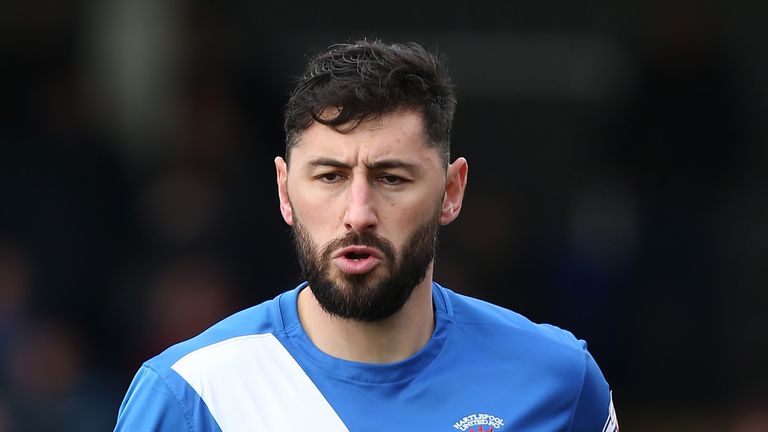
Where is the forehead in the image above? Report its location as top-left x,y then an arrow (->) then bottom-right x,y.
289,110 -> 439,165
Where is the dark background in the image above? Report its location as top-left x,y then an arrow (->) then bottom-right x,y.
1,0 -> 767,430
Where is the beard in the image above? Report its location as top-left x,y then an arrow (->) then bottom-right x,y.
291,210 -> 441,322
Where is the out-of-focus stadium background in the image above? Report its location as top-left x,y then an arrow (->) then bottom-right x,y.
1,1 -> 767,430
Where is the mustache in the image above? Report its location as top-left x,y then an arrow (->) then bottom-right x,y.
321,231 -> 396,262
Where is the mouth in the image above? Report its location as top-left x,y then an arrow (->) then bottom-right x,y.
333,246 -> 382,260
332,246 -> 383,274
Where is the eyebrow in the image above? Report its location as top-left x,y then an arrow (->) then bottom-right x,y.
307,158 -> 419,171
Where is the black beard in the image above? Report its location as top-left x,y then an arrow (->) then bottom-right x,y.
291,213 -> 440,322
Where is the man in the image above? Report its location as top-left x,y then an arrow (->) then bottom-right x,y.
115,40 -> 618,431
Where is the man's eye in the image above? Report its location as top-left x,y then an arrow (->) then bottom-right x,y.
318,173 -> 343,183
379,175 -> 404,185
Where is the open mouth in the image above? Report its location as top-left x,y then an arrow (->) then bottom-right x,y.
345,251 -> 371,260
333,246 -> 382,274
334,246 -> 380,260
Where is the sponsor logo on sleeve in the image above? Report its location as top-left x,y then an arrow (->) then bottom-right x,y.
602,392 -> 619,432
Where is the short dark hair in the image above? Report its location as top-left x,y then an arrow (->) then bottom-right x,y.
283,39 -> 456,164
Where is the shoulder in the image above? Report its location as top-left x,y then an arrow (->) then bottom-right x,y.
439,286 -> 594,394
438,285 -> 616,431
146,297 -> 278,373
115,294 -> 286,431
442,286 -> 587,354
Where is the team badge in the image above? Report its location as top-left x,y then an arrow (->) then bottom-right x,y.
452,413 -> 505,431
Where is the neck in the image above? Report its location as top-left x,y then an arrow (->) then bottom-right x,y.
297,266 -> 436,364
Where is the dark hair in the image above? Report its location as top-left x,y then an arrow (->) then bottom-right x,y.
283,39 -> 456,164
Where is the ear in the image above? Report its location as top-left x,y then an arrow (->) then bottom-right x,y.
275,156 -> 294,226
440,157 -> 468,225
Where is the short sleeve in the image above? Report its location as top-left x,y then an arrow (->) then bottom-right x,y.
114,365 -> 193,432
568,352 -> 619,432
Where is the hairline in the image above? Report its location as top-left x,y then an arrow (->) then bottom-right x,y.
285,108 -> 450,168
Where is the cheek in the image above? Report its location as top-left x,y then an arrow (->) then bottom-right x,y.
292,204 -> 344,250
289,182 -> 342,229
381,196 -> 440,248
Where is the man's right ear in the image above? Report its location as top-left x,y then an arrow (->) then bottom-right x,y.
275,156 -> 294,226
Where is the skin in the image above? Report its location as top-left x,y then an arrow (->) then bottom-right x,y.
275,109 -> 468,363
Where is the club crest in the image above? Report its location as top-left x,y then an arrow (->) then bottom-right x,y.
453,413 -> 505,431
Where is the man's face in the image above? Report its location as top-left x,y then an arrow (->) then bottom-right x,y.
291,206 -> 441,321
276,110 -> 453,321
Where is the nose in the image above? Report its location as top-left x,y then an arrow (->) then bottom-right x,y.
342,176 -> 378,232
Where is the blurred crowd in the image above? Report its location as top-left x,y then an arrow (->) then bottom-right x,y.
1,1 -> 767,430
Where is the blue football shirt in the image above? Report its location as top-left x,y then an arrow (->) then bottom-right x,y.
115,282 -> 618,431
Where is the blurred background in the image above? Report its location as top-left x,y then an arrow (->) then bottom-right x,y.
1,0 -> 767,430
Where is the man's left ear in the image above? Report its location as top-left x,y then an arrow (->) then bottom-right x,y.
440,157 -> 468,225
